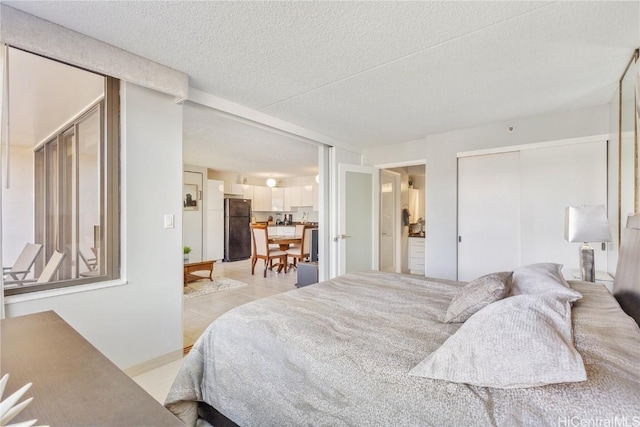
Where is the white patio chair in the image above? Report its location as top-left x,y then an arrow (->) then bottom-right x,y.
3,243 -> 43,281
4,251 -> 65,288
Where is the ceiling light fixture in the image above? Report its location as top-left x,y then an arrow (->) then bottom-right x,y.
266,178 -> 276,188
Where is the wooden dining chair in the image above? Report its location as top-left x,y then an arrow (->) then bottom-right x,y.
289,224 -> 306,249
251,224 -> 287,277
286,226 -> 311,270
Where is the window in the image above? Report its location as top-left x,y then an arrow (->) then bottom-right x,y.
2,47 -> 120,296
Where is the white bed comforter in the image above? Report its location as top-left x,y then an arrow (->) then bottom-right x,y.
166,271 -> 640,426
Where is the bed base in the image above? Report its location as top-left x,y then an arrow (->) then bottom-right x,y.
198,402 -> 239,427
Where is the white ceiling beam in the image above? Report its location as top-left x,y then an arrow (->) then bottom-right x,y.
188,87 -> 361,155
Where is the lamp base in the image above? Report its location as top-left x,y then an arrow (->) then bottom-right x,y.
579,243 -> 595,282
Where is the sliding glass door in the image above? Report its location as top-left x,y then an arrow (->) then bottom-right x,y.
34,105 -> 102,282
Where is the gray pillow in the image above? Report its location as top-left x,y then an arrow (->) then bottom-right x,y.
444,271 -> 512,323
409,293 -> 585,389
511,263 -> 580,299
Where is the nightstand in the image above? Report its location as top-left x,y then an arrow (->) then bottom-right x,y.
571,269 -> 614,293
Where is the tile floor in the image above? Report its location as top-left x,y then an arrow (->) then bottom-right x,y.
131,258 -> 297,404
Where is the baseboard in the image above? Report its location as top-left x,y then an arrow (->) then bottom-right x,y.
123,349 -> 183,377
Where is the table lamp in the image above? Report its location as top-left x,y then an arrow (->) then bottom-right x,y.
564,205 -> 612,282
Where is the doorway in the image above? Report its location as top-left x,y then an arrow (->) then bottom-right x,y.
380,170 -> 401,273
381,163 -> 426,275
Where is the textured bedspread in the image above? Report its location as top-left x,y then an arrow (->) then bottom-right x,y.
166,271 -> 640,426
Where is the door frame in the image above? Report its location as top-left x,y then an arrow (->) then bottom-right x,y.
380,169 -> 401,273
375,160 -> 427,275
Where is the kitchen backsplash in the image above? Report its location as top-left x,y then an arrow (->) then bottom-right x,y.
253,207 -> 318,224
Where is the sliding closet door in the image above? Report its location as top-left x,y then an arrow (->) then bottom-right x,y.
458,140 -> 608,282
457,152 -> 521,281
520,141 -> 607,276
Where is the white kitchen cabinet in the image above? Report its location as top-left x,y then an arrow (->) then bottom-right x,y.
409,237 -> 425,275
253,186 -> 272,211
225,182 -> 244,196
271,187 -> 284,211
284,186 -> 302,211
239,183 -> 317,212
207,179 -> 224,210
206,179 -> 224,261
313,183 -> 319,211
301,184 -> 314,207
242,185 -> 253,200
281,226 -> 295,236
268,225 -> 296,236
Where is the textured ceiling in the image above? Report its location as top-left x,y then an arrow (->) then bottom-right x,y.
6,1 -> 639,173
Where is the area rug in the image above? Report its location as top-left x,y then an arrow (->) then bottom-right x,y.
183,277 -> 249,299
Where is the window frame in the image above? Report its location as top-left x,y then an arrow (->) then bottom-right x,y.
3,69 -> 120,296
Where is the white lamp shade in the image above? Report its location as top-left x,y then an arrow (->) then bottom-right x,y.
564,205 -> 612,243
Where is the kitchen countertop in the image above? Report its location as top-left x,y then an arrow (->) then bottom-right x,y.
257,222 -> 318,227
408,233 -> 425,238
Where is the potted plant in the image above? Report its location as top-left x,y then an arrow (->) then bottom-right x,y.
183,246 -> 191,263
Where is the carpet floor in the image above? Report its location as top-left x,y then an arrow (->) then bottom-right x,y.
183,277 -> 249,299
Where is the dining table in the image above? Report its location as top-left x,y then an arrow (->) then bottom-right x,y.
267,235 -> 302,272
268,235 -> 302,251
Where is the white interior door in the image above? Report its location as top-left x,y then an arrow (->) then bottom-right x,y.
337,164 -> 380,276
458,140 -> 608,282
458,152 -> 521,281
380,170 -> 400,272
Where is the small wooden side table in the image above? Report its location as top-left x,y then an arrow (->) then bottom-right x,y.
184,260 -> 215,285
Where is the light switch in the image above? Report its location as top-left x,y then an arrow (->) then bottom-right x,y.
164,214 -> 174,229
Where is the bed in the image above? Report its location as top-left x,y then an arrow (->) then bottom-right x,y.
166,217 -> 640,426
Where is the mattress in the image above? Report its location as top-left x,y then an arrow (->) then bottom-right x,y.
166,271 -> 640,426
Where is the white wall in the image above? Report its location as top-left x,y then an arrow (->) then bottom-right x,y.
5,82 -> 184,370
363,105 -> 611,280
2,145 -> 35,269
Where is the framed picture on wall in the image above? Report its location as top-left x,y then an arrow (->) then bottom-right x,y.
183,184 -> 199,211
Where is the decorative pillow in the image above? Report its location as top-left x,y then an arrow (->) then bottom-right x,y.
409,293 -> 586,388
444,271 -> 513,323
511,263 -> 580,299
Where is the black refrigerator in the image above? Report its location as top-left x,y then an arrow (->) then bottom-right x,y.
224,198 -> 252,262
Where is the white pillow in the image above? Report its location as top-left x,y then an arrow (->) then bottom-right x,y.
444,271 -> 512,323
511,263 -> 579,299
409,293 -> 586,389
